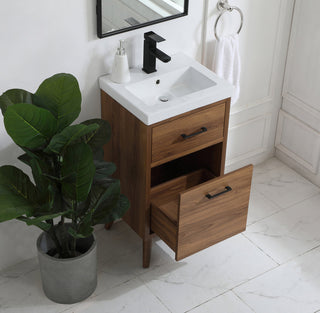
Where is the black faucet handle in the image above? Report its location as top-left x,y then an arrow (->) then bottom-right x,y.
144,31 -> 165,43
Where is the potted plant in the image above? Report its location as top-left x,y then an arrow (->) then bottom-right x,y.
0,73 -> 129,304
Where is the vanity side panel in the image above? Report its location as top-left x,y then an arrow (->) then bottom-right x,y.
101,92 -> 113,166
220,98 -> 231,175
101,91 -> 151,238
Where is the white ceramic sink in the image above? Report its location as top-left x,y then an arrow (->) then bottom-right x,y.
99,53 -> 234,125
125,66 -> 217,107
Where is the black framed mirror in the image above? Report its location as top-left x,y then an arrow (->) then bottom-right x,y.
97,0 -> 189,38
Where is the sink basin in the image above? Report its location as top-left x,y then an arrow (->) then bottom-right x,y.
99,53 -> 234,125
125,66 -> 217,107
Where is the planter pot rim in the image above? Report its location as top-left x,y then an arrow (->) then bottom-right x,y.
37,232 -> 97,262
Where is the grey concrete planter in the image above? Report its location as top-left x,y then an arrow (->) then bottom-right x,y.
37,231 -> 97,304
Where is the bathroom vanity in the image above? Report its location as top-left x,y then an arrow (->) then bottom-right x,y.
100,54 -> 253,267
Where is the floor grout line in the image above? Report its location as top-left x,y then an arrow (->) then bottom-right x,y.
288,243 -> 320,262
136,276 -> 174,313
231,290 -> 257,313
228,260 -> 282,293
241,233 -> 280,266
230,242 -> 320,302
246,188 -> 286,227
253,184 -> 320,214
246,207 -> 283,227
243,230 -> 320,266
183,290 -> 231,313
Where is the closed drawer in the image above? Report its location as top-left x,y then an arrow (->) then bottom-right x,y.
151,165 -> 253,261
151,103 -> 226,166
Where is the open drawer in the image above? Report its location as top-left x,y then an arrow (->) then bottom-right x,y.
151,165 -> 253,261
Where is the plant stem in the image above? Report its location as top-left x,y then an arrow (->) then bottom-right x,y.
59,224 -> 71,258
48,228 -> 62,257
71,232 -> 77,257
69,200 -> 77,257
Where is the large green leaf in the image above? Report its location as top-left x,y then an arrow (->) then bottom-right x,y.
93,160 -> 116,182
0,166 -> 38,222
46,123 -> 99,154
61,143 -> 95,202
81,119 -> 111,151
0,89 -> 33,115
34,73 -> 81,131
29,157 -> 49,190
18,149 -> 50,190
90,180 -> 122,225
94,194 -> 130,225
92,148 -> 104,161
108,194 -> 129,223
18,149 -> 58,208
91,180 -> 119,208
17,211 -> 70,232
18,153 -> 31,167
69,213 -> 94,239
17,217 -> 52,232
4,103 -> 57,149
68,224 -> 93,239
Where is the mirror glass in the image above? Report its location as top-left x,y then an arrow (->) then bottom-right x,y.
97,0 -> 189,38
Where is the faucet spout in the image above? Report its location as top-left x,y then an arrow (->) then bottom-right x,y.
151,48 -> 171,63
142,31 -> 171,74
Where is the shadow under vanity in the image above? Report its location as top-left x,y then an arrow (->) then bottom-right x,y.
100,90 -> 253,267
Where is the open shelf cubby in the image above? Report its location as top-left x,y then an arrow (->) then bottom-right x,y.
151,143 -> 224,188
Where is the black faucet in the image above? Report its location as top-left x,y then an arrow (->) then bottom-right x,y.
142,31 -> 171,74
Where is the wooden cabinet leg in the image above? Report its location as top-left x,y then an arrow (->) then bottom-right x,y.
143,237 -> 152,268
104,221 -> 114,230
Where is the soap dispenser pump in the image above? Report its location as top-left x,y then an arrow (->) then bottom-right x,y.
111,40 -> 131,84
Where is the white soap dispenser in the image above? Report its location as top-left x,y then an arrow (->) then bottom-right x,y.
111,40 -> 131,84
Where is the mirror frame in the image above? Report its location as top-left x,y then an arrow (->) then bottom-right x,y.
97,0 -> 189,38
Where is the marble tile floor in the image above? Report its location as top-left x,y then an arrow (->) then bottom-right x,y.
1,158 -> 320,313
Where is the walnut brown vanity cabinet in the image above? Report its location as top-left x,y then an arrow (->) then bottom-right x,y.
101,91 -> 253,267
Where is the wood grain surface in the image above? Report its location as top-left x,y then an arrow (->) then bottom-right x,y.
151,102 -> 226,166
176,165 -> 253,260
101,91 -> 151,239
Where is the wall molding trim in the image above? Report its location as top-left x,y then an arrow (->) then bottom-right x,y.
282,94 -> 320,132
275,110 -> 320,174
226,113 -> 272,166
283,91 -> 320,116
283,92 -> 320,116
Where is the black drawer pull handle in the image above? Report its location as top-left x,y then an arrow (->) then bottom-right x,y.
206,186 -> 232,199
181,127 -> 207,139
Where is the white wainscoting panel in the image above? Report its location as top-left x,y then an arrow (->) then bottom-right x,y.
282,0 -> 320,115
227,114 -> 271,166
281,0 -> 320,132
276,110 -> 320,174
276,0 -> 320,184
282,95 -> 320,133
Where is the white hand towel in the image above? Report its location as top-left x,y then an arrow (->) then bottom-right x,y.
212,34 -> 241,106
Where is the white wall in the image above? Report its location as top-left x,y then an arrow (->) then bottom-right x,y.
276,0 -> 320,187
203,0 -> 294,171
0,0 -> 205,271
